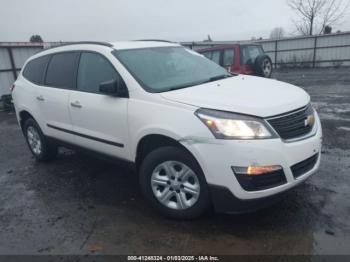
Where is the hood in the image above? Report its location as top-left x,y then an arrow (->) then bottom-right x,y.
160,75 -> 310,118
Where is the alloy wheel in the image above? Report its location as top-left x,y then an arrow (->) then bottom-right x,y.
27,126 -> 42,155
151,161 -> 200,210
263,59 -> 272,77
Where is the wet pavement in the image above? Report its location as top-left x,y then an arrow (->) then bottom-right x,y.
0,67 -> 349,255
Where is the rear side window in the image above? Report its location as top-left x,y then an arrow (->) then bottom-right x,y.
45,52 -> 79,89
22,55 -> 50,85
77,52 -> 118,93
223,49 -> 235,66
211,51 -> 221,65
202,51 -> 212,59
201,50 -> 221,65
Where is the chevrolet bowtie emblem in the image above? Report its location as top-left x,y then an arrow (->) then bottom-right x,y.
305,115 -> 315,127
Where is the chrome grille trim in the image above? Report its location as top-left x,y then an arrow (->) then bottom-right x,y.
265,104 -> 316,141
266,105 -> 309,120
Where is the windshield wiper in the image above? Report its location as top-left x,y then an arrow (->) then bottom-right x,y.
206,74 -> 233,82
168,82 -> 202,92
166,74 -> 233,92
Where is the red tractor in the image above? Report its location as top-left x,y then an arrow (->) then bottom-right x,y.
197,44 -> 273,78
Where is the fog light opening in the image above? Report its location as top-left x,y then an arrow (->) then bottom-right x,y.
232,165 -> 282,176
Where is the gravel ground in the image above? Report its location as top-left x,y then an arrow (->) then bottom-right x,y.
0,67 -> 349,255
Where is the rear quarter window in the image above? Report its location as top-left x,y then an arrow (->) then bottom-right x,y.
22,55 -> 50,85
45,52 -> 80,89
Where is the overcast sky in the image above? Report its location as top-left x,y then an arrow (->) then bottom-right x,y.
1,0 -> 350,42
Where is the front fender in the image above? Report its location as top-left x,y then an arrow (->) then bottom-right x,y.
131,125 -> 183,161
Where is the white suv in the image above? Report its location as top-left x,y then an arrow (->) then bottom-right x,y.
12,41 -> 322,219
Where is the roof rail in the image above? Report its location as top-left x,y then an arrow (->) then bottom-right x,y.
134,39 -> 175,43
44,41 -> 113,50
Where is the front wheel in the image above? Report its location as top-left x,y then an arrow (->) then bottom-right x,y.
139,146 -> 210,219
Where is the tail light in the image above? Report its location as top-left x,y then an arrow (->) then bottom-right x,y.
10,84 -> 15,92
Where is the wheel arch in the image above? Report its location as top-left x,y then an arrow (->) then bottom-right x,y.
135,133 -> 198,171
18,110 -> 36,132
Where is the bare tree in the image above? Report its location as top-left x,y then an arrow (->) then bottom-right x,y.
270,27 -> 285,39
288,0 -> 349,35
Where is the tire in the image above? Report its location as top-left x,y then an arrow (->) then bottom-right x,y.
139,146 -> 210,219
23,118 -> 58,162
253,55 -> 273,78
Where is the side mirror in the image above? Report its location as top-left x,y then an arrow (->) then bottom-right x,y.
99,78 -> 128,98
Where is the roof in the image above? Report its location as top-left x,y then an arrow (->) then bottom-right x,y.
26,40 -> 182,61
110,41 -> 180,50
39,40 -> 180,54
197,43 -> 263,53
197,44 -> 240,52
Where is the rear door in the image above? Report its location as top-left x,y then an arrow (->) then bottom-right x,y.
69,51 -> 129,159
39,52 -> 79,144
19,55 -> 51,129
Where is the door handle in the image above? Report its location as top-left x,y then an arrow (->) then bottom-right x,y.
36,95 -> 45,101
70,101 -> 82,108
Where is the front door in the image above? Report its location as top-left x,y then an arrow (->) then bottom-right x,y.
69,52 -> 130,160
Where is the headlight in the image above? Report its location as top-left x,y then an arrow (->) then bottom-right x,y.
195,108 -> 277,140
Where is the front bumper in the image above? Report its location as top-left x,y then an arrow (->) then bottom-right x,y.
208,184 -> 290,213
181,111 -> 322,205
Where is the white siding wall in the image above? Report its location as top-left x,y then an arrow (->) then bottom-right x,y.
12,47 -> 42,68
0,49 -> 12,71
0,44 -> 43,99
182,32 -> 350,68
0,72 -> 13,97
1,36 -> 350,100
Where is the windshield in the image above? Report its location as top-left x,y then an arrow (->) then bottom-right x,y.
113,47 -> 233,93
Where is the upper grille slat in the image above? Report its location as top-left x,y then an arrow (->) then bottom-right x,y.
269,114 -> 307,126
267,105 -> 314,140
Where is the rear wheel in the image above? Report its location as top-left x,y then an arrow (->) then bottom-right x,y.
23,118 -> 58,162
139,146 -> 210,219
254,55 -> 273,78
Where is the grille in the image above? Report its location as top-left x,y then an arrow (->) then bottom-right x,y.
291,154 -> 319,178
267,105 -> 314,140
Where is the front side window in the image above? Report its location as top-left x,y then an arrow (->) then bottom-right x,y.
23,55 -> 50,85
45,52 -> 79,89
77,52 -> 118,93
114,47 -> 231,93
